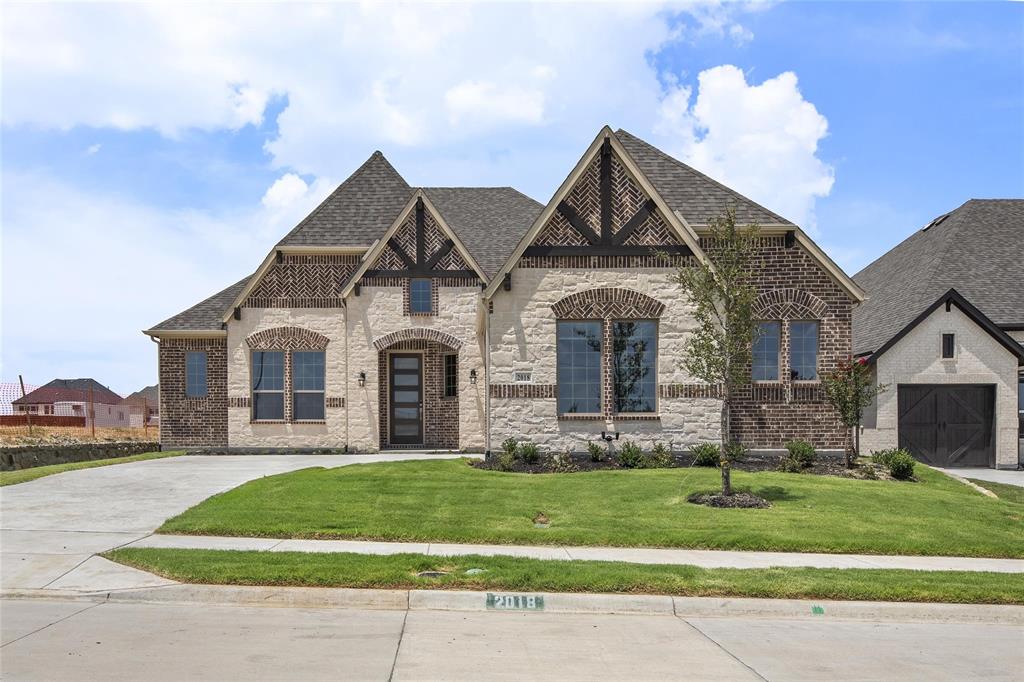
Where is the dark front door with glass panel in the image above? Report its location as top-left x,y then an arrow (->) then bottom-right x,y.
389,354 -> 423,445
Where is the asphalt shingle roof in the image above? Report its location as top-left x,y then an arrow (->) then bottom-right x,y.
14,379 -> 123,406
424,187 -> 543,278
148,277 -> 249,332
614,129 -> 794,228
277,152 -> 411,247
853,199 -> 1024,355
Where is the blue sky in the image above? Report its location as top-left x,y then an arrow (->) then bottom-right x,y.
2,1 -> 1022,394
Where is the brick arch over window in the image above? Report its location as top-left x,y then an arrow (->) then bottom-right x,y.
246,326 -> 330,351
753,288 -> 828,320
372,327 -> 462,352
551,288 -> 666,320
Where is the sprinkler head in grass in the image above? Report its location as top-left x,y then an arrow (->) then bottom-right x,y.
464,568 -> 487,575
533,511 -> 550,528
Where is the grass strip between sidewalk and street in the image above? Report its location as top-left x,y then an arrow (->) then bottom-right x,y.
157,459 -> 1024,558
0,451 -> 183,486
105,548 -> 1024,605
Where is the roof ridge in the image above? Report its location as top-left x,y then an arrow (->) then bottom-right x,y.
278,152 -> 411,245
615,128 -> 792,225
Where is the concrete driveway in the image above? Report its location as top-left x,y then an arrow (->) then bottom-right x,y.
0,454 -> 462,591
935,467 -> 1024,488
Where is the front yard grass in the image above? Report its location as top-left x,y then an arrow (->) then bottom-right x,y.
157,459 -> 1024,558
105,548 -> 1024,605
0,451 -> 182,486
968,479 -> 1024,506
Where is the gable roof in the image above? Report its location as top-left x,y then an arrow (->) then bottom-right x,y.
147,277 -> 249,333
14,378 -> 123,406
424,187 -> 543,279
122,384 -> 159,406
853,199 -> 1024,355
277,152 -> 411,248
614,129 -> 794,227
866,288 -> 1024,365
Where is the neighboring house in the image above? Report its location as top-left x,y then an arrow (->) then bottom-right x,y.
0,382 -> 38,415
854,200 -> 1024,470
12,378 -> 129,427
145,126 -> 864,453
122,385 -> 160,427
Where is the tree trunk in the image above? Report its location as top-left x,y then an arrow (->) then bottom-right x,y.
720,394 -> 732,496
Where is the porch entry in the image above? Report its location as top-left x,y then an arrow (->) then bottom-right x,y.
389,354 -> 423,445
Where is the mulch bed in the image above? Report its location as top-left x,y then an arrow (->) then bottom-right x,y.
473,450 -> 896,480
687,492 -> 772,509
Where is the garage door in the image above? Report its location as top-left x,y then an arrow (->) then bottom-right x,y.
897,384 -> 995,467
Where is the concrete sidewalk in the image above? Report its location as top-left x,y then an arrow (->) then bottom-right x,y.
123,533 -> 1024,573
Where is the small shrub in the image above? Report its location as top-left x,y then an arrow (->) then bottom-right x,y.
495,450 -> 515,472
778,457 -> 804,473
501,437 -> 518,459
644,442 -> 673,468
871,449 -> 895,467
587,441 -> 606,462
616,440 -> 644,469
690,443 -> 721,467
886,449 -> 916,480
517,441 -> 540,464
548,450 -> 578,473
723,441 -> 747,462
784,440 -> 816,468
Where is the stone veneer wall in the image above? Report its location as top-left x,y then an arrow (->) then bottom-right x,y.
860,305 -> 1020,468
226,308 -> 347,448
159,337 -> 228,448
346,283 -> 485,452
728,236 -> 851,449
488,265 -> 721,452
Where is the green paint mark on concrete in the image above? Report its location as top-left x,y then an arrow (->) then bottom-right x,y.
811,605 -> 825,615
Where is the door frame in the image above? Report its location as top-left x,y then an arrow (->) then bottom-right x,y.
388,352 -> 424,446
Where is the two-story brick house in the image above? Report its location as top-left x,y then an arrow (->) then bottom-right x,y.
145,127 -> 865,453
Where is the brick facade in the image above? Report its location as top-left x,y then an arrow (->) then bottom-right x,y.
728,235 -> 852,449
245,254 -> 359,308
377,339 -> 459,449
158,337 -> 228,447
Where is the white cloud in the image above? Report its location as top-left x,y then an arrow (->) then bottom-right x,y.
0,172 -> 333,393
445,80 -> 545,129
85,143 -> 102,156
261,173 -> 309,210
656,65 -> 833,232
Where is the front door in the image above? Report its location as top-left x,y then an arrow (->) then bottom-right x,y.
898,384 -> 995,467
389,354 -> 423,445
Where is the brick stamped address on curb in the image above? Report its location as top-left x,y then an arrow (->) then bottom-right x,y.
486,593 -> 545,611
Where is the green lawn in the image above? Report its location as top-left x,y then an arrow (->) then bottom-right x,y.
105,548 -> 1024,605
158,459 -> 1024,558
0,451 -> 182,486
968,479 -> 1024,506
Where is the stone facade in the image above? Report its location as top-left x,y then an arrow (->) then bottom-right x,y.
159,337 -> 228,448
860,305 -> 1020,468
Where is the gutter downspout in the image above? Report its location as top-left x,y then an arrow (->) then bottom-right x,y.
343,298 -> 349,453
483,295 -> 492,457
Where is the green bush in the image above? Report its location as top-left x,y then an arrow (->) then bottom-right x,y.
871,448 -> 916,480
690,443 -> 721,467
495,450 -> 515,472
587,441 -> 606,462
778,457 -> 804,473
724,441 -> 748,462
887,450 -> 916,480
517,442 -> 540,464
501,437 -> 518,459
784,440 -> 816,468
644,443 -> 673,469
548,450 -> 578,473
616,440 -> 644,469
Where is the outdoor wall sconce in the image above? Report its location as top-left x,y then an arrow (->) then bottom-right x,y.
358,371 -> 366,387
469,369 -> 477,385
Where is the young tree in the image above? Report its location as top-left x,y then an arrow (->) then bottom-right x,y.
675,209 -> 760,496
823,356 -> 888,467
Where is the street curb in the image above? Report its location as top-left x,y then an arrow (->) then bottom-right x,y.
4,586 -> 1022,624
926,465 -> 998,498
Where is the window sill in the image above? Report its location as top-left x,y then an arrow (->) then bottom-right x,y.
250,420 -> 286,425
293,420 -> 327,425
612,413 -> 661,421
557,414 -> 605,421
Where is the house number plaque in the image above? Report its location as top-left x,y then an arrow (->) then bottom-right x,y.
486,593 -> 545,611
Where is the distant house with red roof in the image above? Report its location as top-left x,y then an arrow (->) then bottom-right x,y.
121,384 -> 159,427
13,378 -> 128,427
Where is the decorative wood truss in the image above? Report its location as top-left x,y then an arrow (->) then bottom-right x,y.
363,198 -> 477,279
524,139 -> 692,258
